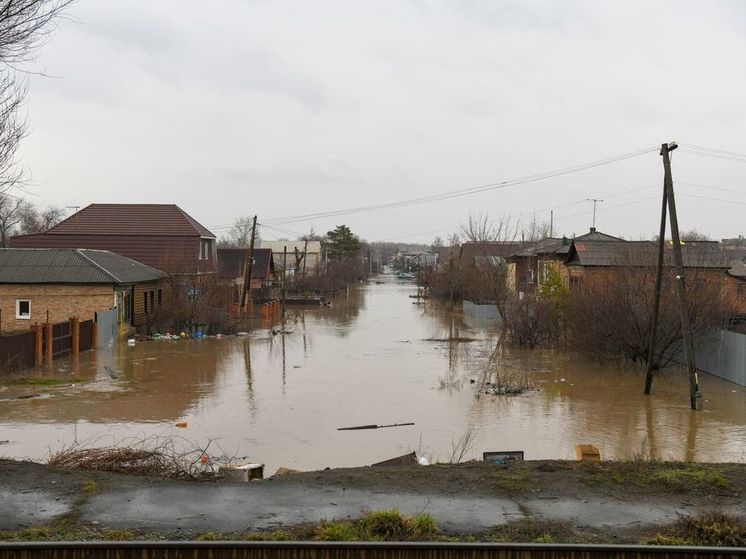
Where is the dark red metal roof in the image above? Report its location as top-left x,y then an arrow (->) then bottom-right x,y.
29,204 -> 215,238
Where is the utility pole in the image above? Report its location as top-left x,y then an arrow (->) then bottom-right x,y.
302,238 -> 308,280
644,142 -> 702,411
239,215 -> 258,315
549,210 -> 554,238
586,198 -> 603,229
281,244 -> 287,321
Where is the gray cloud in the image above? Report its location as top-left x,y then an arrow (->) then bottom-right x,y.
16,0 -> 746,241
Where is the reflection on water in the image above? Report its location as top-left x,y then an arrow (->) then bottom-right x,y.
1,277 -> 744,472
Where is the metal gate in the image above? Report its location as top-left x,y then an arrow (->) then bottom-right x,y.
95,308 -> 118,348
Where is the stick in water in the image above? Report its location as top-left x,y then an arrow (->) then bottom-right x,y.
337,422 -> 415,431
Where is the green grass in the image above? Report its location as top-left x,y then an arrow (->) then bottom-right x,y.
195,532 -> 221,541
410,514 -> 438,538
644,512 -> 745,547
316,521 -> 359,541
586,462 -> 731,493
316,511 -> 440,541
483,520 -> 575,544
238,530 -> 292,541
359,510 -> 409,540
492,467 -> 532,493
82,480 -> 99,494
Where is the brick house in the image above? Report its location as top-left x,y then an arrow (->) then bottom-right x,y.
10,204 -> 217,274
0,248 -> 166,333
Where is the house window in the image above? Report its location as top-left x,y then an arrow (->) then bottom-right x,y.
199,239 -> 213,260
527,269 -> 535,285
16,299 -> 31,319
157,289 -> 163,306
570,276 -> 583,291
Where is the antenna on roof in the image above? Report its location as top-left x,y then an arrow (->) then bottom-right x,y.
65,206 -> 81,248
585,199 -> 604,230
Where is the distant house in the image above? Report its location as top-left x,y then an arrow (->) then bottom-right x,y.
217,248 -> 276,303
460,241 -> 522,267
563,239 -> 731,293
507,228 -> 623,294
257,240 -> 321,275
0,248 -> 167,333
10,204 -> 217,275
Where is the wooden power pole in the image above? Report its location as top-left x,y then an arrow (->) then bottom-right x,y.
240,215 -> 258,315
644,142 -> 702,410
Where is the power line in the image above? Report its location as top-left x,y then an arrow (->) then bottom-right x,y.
677,193 -> 746,206
260,146 -> 658,226
679,147 -> 746,163
678,181 -> 746,196
678,143 -> 746,160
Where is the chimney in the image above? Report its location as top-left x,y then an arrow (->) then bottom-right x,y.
589,227 -> 596,233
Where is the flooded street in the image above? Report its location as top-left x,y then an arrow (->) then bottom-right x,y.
1,277 -> 744,473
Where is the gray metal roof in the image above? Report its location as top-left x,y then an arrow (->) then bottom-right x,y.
566,240 -> 730,268
0,249 -> 166,285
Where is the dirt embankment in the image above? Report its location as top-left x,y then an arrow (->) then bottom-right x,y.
0,459 -> 744,545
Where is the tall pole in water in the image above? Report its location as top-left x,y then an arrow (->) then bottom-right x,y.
281,244 -> 287,321
644,142 -> 701,411
240,215 -> 258,314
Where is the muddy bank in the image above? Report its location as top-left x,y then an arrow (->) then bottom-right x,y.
0,459 -> 743,544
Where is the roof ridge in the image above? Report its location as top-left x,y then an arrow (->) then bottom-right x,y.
76,249 -> 121,283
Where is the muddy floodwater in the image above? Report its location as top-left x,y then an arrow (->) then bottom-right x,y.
1,277 -> 745,472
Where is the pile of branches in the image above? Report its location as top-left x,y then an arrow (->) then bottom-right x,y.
48,435 -> 231,480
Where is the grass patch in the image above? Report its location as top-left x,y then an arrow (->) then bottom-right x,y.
316,510 -> 440,541
195,532 -> 221,541
239,530 -> 292,541
360,510 -> 409,540
483,519 -> 574,544
493,466 -> 532,493
316,521 -> 359,541
644,512 -> 745,547
410,514 -> 438,538
101,529 -> 134,541
82,480 -> 99,494
585,462 -> 731,493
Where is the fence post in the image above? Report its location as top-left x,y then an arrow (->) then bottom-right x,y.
44,321 -> 53,367
70,316 -> 80,357
31,324 -> 43,367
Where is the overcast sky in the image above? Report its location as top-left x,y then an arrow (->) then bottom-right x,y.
17,0 -> 746,243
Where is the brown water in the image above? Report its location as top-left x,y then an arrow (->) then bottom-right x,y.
1,277 -> 744,472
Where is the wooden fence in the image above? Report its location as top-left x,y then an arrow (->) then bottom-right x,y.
0,317 -> 96,373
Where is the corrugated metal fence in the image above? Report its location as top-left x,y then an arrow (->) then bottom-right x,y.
0,542 -> 743,559
690,329 -> 746,387
0,330 -> 35,371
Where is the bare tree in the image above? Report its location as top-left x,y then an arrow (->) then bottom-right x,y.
0,193 -> 23,245
565,243 -> 729,365
218,215 -> 259,248
0,1 -> 73,194
459,212 -> 520,319
18,201 -> 63,233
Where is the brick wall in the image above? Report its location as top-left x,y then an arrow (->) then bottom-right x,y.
0,284 -> 114,334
